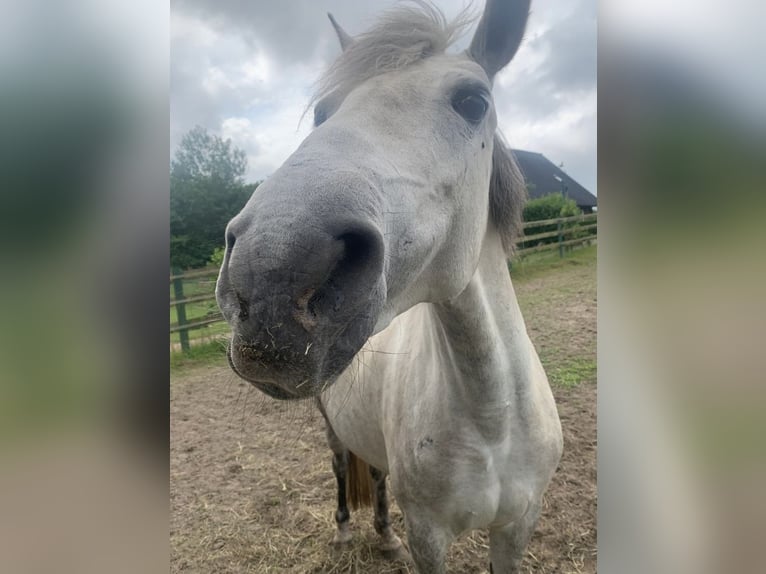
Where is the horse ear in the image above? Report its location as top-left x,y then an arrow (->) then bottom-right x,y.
327,13 -> 353,51
469,0 -> 531,80
489,134 -> 527,254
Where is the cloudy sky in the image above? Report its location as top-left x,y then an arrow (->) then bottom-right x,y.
171,0 -> 596,194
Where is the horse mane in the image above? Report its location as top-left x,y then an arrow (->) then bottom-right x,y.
491,133 -> 528,253
313,0 -> 527,255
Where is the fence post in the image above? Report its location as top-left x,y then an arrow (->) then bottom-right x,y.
172,271 -> 190,353
557,220 -> 564,258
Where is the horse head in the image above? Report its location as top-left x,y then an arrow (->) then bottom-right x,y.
216,0 -> 529,399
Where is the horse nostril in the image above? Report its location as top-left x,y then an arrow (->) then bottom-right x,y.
226,230 -> 237,255
301,225 -> 383,320
334,230 -> 379,281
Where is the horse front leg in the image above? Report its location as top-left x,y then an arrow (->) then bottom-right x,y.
488,500 -> 542,573
402,512 -> 451,574
330,448 -> 353,545
318,402 -> 353,546
369,466 -> 410,562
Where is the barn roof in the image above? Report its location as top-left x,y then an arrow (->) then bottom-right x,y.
511,149 -> 597,209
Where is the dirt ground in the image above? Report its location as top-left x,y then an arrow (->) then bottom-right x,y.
171,252 -> 597,573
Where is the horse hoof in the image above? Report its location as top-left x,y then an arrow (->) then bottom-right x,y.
330,531 -> 353,547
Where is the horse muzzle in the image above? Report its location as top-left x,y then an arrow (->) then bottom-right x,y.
217,212 -> 386,399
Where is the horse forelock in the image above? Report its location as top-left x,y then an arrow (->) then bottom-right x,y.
310,1 -> 476,110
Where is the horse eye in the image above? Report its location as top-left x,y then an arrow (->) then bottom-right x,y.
452,91 -> 489,123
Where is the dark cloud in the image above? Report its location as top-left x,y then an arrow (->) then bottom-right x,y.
540,11 -> 597,93
498,1 -> 596,121
172,0 -> 389,67
170,43 -> 226,149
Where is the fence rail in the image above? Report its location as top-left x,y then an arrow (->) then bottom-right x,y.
521,212 -> 597,229
170,212 -> 596,351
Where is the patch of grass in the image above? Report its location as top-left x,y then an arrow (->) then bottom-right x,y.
171,340 -> 228,371
510,243 -> 596,282
170,321 -> 230,345
548,358 -> 597,387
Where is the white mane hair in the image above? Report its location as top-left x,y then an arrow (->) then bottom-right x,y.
312,0 -> 528,253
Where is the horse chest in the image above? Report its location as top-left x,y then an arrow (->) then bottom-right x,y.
391,425 -> 535,532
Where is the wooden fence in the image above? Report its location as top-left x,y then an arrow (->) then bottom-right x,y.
516,211 -> 597,257
170,269 -> 222,352
170,212 -> 596,351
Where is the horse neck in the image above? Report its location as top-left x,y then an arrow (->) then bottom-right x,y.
433,227 -> 535,413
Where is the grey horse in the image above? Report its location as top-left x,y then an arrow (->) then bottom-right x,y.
216,1 -> 562,572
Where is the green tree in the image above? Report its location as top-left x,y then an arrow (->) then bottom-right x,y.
523,192 -> 580,222
170,126 -> 257,270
